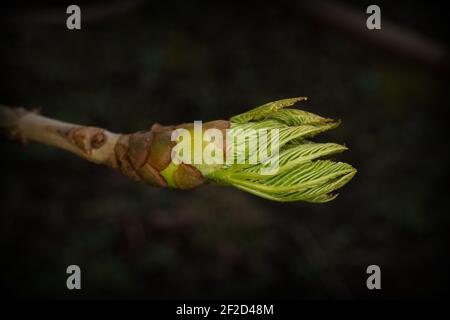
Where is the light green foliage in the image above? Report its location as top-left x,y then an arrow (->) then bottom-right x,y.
207,97 -> 356,203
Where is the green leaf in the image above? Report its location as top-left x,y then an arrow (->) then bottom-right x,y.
229,163 -> 356,203
267,108 -> 333,126
228,160 -> 355,192
233,142 -> 348,179
230,97 -> 308,123
227,121 -> 341,165
205,97 -> 357,203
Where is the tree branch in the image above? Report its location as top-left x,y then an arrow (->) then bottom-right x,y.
0,105 -> 119,167
0,98 -> 357,202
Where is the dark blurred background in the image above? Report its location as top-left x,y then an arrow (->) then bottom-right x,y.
1,0 -> 449,299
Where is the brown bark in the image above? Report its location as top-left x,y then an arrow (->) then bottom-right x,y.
0,105 -> 228,189
0,106 -> 119,166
